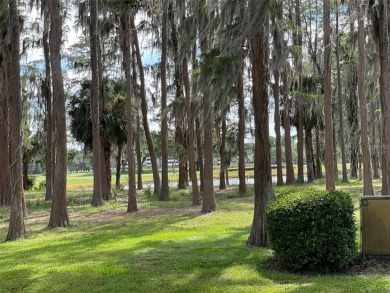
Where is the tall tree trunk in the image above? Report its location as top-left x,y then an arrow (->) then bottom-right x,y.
371,99 -> 380,179
335,1 -> 348,183
349,69 -> 359,179
116,145 -> 122,188
273,68 -> 284,186
131,20 -> 160,196
90,0 -> 103,206
305,126 -> 315,182
6,0 -> 26,240
183,58 -> 200,205
122,11 -> 138,212
375,0 -> 390,195
247,18 -> 273,247
315,127 -> 322,179
294,0 -> 304,184
356,0 -> 374,195
219,117 -> 227,190
135,111 -> 143,190
282,69 -> 295,184
323,0 -> 335,190
0,71 -> 10,205
237,68 -> 246,194
160,3 -> 169,201
103,145 -> 112,197
196,117 -> 204,192
0,14 -> 10,207
48,0 -> 69,228
23,154 -> 28,190
43,3 -> 53,201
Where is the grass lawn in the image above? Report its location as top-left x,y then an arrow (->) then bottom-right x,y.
0,179 -> 389,292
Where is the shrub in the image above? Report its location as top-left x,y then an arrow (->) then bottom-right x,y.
267,190 -> 357,273
26,176 -> 36,190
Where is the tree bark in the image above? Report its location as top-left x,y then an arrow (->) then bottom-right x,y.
43,3 -> 53,201
335,1 -> 348,183
0,14 -> 10,207
135,112 -> 143,190
305,126 -> 315,182
116,145 -> 122,188
48,0 -> 69,228
90,0 -> 104,206
196,117 -> 204,192
219,117 -> 227,190
273,68 -> 284,186
247,20 -> 273,247
122,11 -> 138,212
323,0 -> 335,190
315,127 -> 322,179
160,3 -> 169,201
237,68 -> 247,194
356,0 -> 374,195
282,69 -> 295,184
183,58 -> 201,205
103,145 -> 112,198
376,0 -> 390,195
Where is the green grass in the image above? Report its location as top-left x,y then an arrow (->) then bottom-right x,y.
0,179 -> 389,292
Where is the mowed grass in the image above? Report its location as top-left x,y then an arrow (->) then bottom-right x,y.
0,179 -> 389,292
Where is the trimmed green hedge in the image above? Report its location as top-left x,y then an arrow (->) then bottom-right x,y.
267,190 -> 357,273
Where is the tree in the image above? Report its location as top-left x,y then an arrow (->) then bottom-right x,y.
131,19 -> 161,196
122,8 -> 138,213
6,0 -> 26,240
323,0 -> 335,190
356,0 -> 374,195
160,0 -> 169,201
48,0 -> 69,227
0,1 -> 10,207
247,0 -> 273,247
237,65 -> 247,194
90,0 -> 104,206
369,0 -> 390,195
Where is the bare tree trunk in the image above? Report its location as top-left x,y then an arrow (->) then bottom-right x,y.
323,0 -> 335,190
196,117 -> 204,192
247,19 -> 273,247
375,0 -> 390,195
116,145 -> 122,188
335,1 -> 348,183
131,20 -> 160,196
273,68 -> 284,186
48,0 -> 69,228
282,70 -> 295,184
6,0 -> 26,237
219,117 -> 227,190
43,3 -> 53,201
135,112 -> 143,190
356,0 -> 374,195
202,86 -> 216,212
315,127 -> 322,179
237,68 -> 246,194
305,126 -> 315,182
183,58 -> 200,205
160,4 -> 169,201
122,11 -> 138,212
103,145 -> 112,197
372,99 -> 380,179
0,14 -> 10,207
90,0 -> 103,206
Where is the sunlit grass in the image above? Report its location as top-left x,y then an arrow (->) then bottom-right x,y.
0,179 -> 389,292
